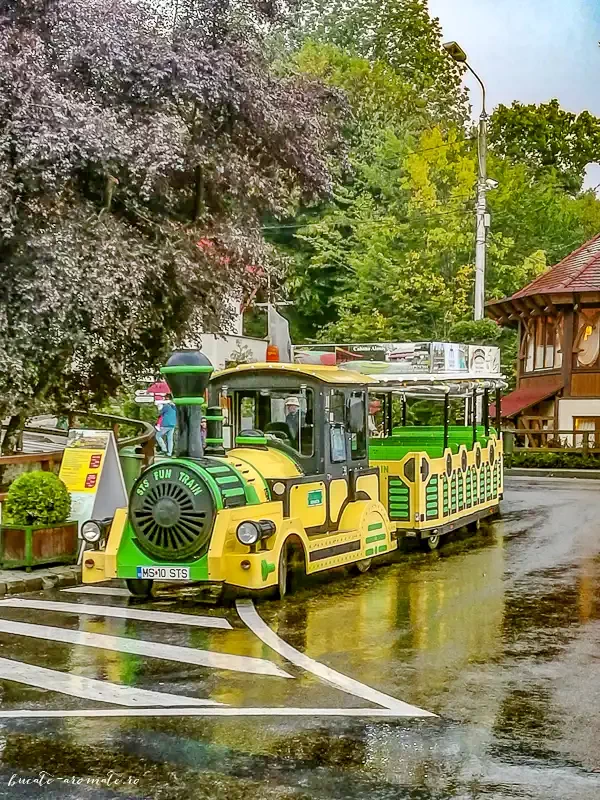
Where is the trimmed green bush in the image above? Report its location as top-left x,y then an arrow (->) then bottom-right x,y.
506,451 -> 600,470
4,471 -> 71,526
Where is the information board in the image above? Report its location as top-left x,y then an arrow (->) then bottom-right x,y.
59,430 -> 128,535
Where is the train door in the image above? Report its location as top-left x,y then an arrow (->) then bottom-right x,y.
328,389 -> 349,528
326,388 -> 376,529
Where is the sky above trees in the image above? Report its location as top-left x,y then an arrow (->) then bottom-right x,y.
429,0 -> 600,188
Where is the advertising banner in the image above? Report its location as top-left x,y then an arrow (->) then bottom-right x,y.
293,342 -> 501,376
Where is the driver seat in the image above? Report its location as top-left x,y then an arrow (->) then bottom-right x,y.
265,421 -> 293,442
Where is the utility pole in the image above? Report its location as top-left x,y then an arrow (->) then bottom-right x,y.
443,42 -> 492,321
474,102 -> 489,321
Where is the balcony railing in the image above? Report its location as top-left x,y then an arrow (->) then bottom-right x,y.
506,428 -> 600,453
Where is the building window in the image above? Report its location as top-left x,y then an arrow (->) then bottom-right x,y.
555,315 -> 564,369
523,315 -> 558,373
524,321 -> 534,372
574,417 -> 600,448
575,311 -> 600,368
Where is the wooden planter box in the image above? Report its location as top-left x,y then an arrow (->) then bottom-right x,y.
0,521 -> 78,571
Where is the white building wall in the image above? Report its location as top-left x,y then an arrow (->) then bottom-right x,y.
198,334 -> 267,371
557,398 -> 600,444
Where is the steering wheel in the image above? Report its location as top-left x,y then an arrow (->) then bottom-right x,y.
266,430 -> 292,444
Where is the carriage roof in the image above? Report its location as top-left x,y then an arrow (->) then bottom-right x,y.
211,361 -> 377,386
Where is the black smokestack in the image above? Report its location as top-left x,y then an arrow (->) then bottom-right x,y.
160,350 -> 214,460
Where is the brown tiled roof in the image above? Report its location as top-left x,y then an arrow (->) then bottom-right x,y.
513,233 -> 600,298
490,376 -> 563,420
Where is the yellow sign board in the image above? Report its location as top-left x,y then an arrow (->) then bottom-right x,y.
59,430 -> 127,534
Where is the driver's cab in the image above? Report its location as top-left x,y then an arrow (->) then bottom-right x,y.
208,363 -> 380,534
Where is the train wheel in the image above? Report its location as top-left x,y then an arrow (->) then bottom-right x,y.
278,538 -> 305,599
355,558 -> 372,574
126,579 -> 153,598
278,546 -> 288,599
421,533 -> 440,551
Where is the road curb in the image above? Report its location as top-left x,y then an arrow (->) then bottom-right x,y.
0,566 -> 81,597
506,468 -> 600,480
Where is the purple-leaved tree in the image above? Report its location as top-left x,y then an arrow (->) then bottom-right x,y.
0,0 -> 342,450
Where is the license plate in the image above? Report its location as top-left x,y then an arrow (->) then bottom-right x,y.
136,566 -> 190,580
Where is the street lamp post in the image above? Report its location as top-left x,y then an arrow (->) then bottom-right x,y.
443,42 -> 489,321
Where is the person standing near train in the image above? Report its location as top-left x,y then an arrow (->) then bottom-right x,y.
155,393 -> 177,456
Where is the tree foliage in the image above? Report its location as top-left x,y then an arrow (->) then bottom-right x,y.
0,0 -> 342,430
279,36 -> 600,349
296,0 -> 467,123
489,100 -> 600,191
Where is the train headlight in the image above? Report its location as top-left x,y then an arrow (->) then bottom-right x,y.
81,517 -> 113,545
81,520 -> 102,543
236,520 -> 277,546
237,521 -> 261,545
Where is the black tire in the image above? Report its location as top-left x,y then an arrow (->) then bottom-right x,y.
278,545 -> 288,599
126,579 -> 153,598
421,533 -> 440,551
354,558 -> 372,574
278,538 -> 305,599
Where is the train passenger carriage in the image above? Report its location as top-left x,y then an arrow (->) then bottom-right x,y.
82,346 -> 505,599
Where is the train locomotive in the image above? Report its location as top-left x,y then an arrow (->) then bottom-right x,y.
82,349 -> 504,599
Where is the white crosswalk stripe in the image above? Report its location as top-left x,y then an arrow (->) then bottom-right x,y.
0,707 -> 419,719
0,598 -> 232,630
0,617 -> 292,678
236,600 -> 435,717
0,657 -> 222,707
62,586 -> 133,597
0,588 -> 433,718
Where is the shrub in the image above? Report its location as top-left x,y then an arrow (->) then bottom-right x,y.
4,471 -> 71,526
506,451 -> 600,470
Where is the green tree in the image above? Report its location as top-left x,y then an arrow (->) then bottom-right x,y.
296,125 -> 477,342
296,0 -> 467,123
0,0 -> 341,448
486,156 -> 600,297
489,100 -> 600,191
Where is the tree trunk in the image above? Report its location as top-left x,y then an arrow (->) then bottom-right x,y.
1,412 -> 26,456
0,412 -> 26,488
193,165 -> 204,221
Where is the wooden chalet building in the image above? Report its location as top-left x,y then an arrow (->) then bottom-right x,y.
487,234 -> 600,442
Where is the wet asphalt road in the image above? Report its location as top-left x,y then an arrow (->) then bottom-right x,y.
0,477 -> 598,798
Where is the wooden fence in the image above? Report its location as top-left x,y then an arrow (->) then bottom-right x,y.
507,428 -> 600,453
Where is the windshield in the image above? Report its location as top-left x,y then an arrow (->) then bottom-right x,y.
235,389 -> 314,456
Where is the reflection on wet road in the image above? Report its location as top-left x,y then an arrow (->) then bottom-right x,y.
0,478 -> 598,797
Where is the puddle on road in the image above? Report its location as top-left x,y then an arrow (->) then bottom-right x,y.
0,483 -> 598,797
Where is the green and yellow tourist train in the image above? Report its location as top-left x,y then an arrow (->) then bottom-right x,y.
82,347 -> 505,599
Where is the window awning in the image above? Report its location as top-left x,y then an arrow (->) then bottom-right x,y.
491,377 -> 563,419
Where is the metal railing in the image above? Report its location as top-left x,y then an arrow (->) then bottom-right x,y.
0,412 -> 155,499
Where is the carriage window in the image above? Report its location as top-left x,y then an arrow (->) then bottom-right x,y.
330,390 -> 347,462
330,426 -> 346,462
260,390 -> 314,457
331,391 -> 345,424
239,395 -> 256,431
348,391 -> 367,459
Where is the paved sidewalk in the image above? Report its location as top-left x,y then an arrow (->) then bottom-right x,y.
0,564 -> 81,596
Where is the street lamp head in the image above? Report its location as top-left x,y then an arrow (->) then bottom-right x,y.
443,41 -> 468,63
